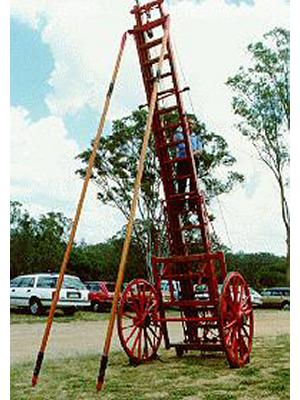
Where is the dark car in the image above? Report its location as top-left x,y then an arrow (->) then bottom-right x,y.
85,281 -> 116,312
260,287 -> 290,310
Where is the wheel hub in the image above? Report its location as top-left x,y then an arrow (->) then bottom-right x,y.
144,314 -> 151,327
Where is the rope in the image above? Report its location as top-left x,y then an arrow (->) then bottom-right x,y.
216,196 -> 234,250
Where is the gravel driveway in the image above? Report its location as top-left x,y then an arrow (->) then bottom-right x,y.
10,309 -> 289,365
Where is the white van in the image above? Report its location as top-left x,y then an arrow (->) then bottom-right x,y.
10,273 -> 90,315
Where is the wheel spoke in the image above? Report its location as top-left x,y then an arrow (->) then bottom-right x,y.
238,283 -> 244,303
137,283 -> 145,311
241,295 -> 251,310
238,329 -> 248,358
122,323 -> 134,330
144,293 -> 152,311
232,328 -> 239,364
244,307 -> 253,317
146,328 -> 154,348
242,325 -> 250,338
223,319 -> 237,331
143,328 -> 149,359
232,281 -> 238,303
147,301 -> 156,313
223,330 -> 232,346
137,328 -> 142,360
123,311 -> 135,319
226,291 -> 234,306
127,298 -> 139,314
148,325 -> 160,341
142,283 -> 147,310
131,327 -> 142,355
125,324 -> 139,345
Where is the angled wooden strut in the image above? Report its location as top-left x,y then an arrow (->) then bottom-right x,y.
31,31 -> 128,387
96,16 -> 170,393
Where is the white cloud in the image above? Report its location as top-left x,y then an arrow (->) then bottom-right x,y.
10,106 -> 125,243
10,0 -> 289,254
169,0 -> 288,254
11,0 -> 143,118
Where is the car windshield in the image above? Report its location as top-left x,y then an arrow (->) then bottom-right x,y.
161,281 -> 169,291
62,277 -> 86,290
10,277 -> 23,287
86,283 -> 99,292
106,283 -> 115,292
36,276 -> 86,289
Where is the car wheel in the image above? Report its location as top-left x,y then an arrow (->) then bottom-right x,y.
91,301 -> 102,313
64,307 -> 76,316
281,301 -> 290,311
29,298 -> 43,316
175,346 -> 184,357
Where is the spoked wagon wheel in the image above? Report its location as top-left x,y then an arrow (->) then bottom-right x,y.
219,272 -> 253,368
117,278 -> 162,365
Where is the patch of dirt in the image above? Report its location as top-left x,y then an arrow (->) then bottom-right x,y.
253,309 -> 290,337
10,309 -> 289,365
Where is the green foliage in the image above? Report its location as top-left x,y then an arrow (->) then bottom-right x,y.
76,109 -> 243,259
10,201 -> 287,287
227,27 -> 290,274
10,201 -> 146,281
69,235 -> 146,283
225,251 -> 287,289
10,201 -> 71,278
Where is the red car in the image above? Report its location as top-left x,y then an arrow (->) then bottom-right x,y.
85,281 -> 116,312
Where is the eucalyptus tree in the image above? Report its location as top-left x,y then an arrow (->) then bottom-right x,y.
77,108 -> 243,269
227,27 -> 290,280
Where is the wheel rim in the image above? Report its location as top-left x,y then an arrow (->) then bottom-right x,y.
219,272 -> 253,367
30,302 -> 38,315
117,279 -> 162,363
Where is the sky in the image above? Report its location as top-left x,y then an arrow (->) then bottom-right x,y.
10,0 -> 289,255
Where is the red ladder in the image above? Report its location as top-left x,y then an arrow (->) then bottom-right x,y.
130,1 -> 211,258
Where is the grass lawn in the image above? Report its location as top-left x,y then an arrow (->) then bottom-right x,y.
11,334 -> 289,400
10,310 -> 110,324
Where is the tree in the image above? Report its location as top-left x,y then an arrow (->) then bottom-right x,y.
10,201 -> 37,277
225,251 -> 287,289
69,233 -> 146,283
32,212 -> 72,272
227,27 -> 290,281
76,109 -> 244,267
10,202 -> 71,277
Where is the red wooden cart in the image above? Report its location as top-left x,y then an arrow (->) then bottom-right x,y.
116,0 -> 253,369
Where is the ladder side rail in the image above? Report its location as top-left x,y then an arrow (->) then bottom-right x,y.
131,6 -> 186,255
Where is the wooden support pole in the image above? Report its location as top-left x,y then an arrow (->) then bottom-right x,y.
31,32 -> 128,387
96,17 -> 170,392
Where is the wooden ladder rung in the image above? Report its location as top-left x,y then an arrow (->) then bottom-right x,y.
135,16 -> 167,33
157,105 -> 178,116
140,37 -> 163,50
147,71 -> 172,82
143,53 -> 170,67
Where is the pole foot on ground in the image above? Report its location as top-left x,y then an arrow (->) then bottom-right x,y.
96,354 -> 108,392
31,351 -> 44,387
31,376 -> 38,387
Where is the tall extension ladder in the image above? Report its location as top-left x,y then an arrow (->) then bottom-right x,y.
127,0 -> 229,354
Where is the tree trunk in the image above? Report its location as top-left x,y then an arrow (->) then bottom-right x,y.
277,175 -> 290,284
286,228 -> 290,284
